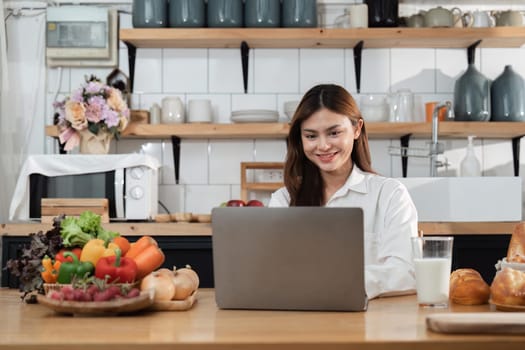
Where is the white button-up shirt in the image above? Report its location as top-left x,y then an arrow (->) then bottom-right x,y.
269,166 -> 418,299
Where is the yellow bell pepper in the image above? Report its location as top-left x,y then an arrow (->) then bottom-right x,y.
79,239 -> 118,266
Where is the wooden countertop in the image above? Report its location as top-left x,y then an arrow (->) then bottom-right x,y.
0,221 -> 518,236
1,288 -> 525,350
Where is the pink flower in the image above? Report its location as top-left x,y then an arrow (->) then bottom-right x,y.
106,87 -> 128,113
85,95 -> 105,123
65,100 -> 87,130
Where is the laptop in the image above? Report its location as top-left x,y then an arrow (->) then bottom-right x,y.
211,207 -> 368,311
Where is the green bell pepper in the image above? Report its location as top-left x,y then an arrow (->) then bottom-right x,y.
57,251 -> 94,284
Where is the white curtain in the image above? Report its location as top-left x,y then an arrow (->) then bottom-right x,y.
0,3 -> 46,223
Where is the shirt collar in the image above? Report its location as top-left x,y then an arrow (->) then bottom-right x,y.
339,165 -> 369,195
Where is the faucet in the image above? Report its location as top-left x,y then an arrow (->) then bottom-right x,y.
429,101 -> 453,177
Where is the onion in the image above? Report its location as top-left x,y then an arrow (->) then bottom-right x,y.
172,272 -> 195,300
176,265 -> 200,290
140,271 -> 176,301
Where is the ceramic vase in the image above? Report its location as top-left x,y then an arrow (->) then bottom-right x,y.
79,129 -> 112,154
132,0 -> 168,28
491,65 -> 525,121
453,64 -> 491,121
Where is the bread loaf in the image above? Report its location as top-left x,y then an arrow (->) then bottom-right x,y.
507,222 -> 525,263
449,268 -> 490,305
490,267 -> 525,306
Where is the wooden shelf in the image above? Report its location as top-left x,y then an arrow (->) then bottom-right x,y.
46,122 -> 525,140
119,27 -> 525,49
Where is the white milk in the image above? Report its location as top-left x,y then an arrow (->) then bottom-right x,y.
414,258 -> 451,305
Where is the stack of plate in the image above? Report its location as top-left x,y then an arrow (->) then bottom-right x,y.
231,110 -> 279,123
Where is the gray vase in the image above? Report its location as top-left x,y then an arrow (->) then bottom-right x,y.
207,0 -> 243,27
453,64 -> 491,121
245,0 -> 281,27
491,65 -> 525,122
282,0 -> 317,27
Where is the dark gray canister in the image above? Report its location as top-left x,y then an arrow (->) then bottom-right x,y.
453,64 -> 491,121
282,0 -> 317,27
132,0 -> 168,28
245,0 -> 281,27
491,65 -> 525,121
207,0 -> 243,27
169,0 -> 205,27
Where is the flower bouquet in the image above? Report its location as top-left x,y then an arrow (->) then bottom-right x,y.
55,75 -> 130,154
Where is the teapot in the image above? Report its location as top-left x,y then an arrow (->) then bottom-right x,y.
493,10 -> 523,27
423,6 -> 461,28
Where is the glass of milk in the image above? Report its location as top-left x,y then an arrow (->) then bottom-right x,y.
411,236 -> 454,308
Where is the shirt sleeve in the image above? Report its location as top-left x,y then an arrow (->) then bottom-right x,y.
365,181 -> 418,299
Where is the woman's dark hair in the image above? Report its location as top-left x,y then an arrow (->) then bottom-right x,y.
284,84 -> 375,206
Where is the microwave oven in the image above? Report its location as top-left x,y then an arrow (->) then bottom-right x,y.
9,154 -> 160,222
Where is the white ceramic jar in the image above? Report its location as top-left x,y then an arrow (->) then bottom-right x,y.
161,96 -> 185,124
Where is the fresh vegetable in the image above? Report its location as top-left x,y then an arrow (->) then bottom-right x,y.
48,280 -> 141,302
158,266 -> 199,300
55,247 -> 82,263
80,239 -> 118,266
226,199 -> 245,207
126,235 -> 157,259
140,270 -> 175,301
132,242 -> 165,280
112,236 -> 131,256
60,216 -> 94,247
95,248 -> 138,283
175,265 -> 200,290
246,199 -> 264,207
40,256 -> 61,283
4,215 -> 64,299
60,211 -> 120,247
57,252 -> 94,284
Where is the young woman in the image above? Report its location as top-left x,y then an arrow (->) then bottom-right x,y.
269,84 -> 418,299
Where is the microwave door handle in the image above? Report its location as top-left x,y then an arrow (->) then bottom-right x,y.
114,168 -> 125,219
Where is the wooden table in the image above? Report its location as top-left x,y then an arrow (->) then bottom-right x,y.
1,288 -> 525,350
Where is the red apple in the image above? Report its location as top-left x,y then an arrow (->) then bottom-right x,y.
246,199 -> 264,207
226,199 -> 245,207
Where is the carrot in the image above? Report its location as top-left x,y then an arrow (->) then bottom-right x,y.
112,236 -> 131,256
133,245 -> 165,280
126,236 -> 157,259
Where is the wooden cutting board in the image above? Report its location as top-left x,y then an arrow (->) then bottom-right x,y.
427,313 -> 525,334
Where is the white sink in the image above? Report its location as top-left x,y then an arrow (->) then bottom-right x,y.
397,177 -> 522,222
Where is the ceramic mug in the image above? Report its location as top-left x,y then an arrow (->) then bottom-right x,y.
169,0 -> 205,27
187,99 -> 212,123
462,11 -> 496,28
245,0 -> 281,27
493,10 -> 523,27
348,4 -> 368,28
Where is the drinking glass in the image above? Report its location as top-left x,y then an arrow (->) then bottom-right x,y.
411,236 -> 453,308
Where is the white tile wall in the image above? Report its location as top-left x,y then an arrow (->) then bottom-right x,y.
32,5 -> 525,217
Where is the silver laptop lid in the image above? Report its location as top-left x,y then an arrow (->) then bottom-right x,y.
212,207 -> 367,311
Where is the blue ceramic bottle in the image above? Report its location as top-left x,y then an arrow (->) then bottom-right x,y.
132,0 -> 168,28
491,65 -> 525,122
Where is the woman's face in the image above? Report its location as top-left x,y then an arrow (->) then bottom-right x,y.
300,108 -> 362,175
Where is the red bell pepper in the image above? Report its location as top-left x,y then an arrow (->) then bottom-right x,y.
55,247 -> 82,263
95,248 -> 138,283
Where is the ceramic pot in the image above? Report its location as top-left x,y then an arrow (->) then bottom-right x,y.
282,0 -> 317,27
245,0 -> 280,27
453,64 -> 491,121
132,0 -> 168,28
364,0 -> 398,27
207,0 -> 243,27
169,0 -> 205,27
491,65 -> 525,122
423,6 -> 460,28
79,129 -> 112,154
494,10 -> 523,27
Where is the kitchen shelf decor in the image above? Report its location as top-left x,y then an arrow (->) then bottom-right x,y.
119,27 -> 525,93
